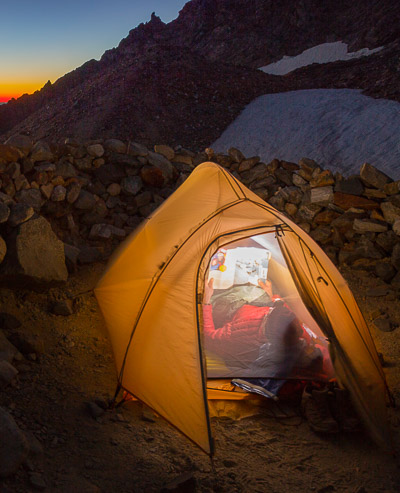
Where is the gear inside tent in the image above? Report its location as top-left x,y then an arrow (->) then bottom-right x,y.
94,162 -> 391,455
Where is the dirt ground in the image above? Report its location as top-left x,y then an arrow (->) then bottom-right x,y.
1,262 -> 400,493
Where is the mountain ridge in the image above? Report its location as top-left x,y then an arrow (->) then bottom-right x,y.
1,0 -> 399,147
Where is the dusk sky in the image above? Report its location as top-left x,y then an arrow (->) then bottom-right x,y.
1,0 -> 188,103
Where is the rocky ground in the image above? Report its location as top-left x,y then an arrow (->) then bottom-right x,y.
0,261 -> 400,493
1,138 -> 400,491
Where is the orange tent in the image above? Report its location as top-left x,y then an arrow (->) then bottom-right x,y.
95,162 -> 391,454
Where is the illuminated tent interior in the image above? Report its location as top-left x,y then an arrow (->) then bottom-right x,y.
95,162 -> 391,455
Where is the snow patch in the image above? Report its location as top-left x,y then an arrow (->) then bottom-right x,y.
212,89 -> 400,179
259,41 -> 383,76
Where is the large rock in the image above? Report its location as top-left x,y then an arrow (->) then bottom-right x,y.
353,219 -> 388,233
334,176 -> 364,196
105,139 -> 127,154
15,189 -> 44,211
0,406 -> 29,477
140,166 -> 165,187
360,162 -> 392,189
380,202 -> 400,224
55,160 -> 77,178
127,142 -> 148,157
333,192 -> 379,211
0,144 -> 24,164
310,186 -> 334,206
74,190 -> 97,210
0,216 -> 68,286
7,203 -> 35,227
30,141 -> 53,162
154,144 -> 174,161
147,152 -> 174,181
121,176 -> 143,195
4,134 -> 33,156
87,144 -> 104,158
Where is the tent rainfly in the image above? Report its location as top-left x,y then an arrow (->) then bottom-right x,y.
95,162 -> 392,455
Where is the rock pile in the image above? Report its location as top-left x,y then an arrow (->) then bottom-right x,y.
1,134 -> 400,290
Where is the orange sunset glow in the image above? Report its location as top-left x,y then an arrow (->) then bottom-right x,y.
0,81 -> 46,103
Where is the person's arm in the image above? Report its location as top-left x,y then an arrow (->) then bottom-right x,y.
258,279 -> 283,302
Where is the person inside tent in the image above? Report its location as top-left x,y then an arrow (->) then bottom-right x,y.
202,276 -> 327,399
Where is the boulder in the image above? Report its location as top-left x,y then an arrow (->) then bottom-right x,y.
353,219 -> 388,233
89,224 -> 126,240
51,299 -> 74,316
384,181 -> 400,196
154,144 -> 174,161
30,141 -> 53,162
363,188 -> 387,199
7,203 -> 35,227
107,183 -> 121,196
310,170 -> 335,188
360,162 -> 392,189
296,203 -> 322,222
310,186 -> 334,206
0,216 -> 68,286
51,185 -> 66,202
0,406 -> 29,477
228,147 -> 245,163
274,167 -> 293,186
15,189 -> 44,211
55,160 -> 77,178
127,142 -> 148,157
0,192 -> 14,206
334,176 -> 364,196
121,176 -> 143,195
172,153 -> 193,166
393,219 -> 400,236
135,191 -> 152,208
66,182 -> 81,204
333,192 -> 379,211
105,139 -> 127,154
279,186 -> 303,204
292,173 -> 308,188
140,166 -> 165,187
0,144 -> 24,164
375,261 -> 396,283
147,152 -> 174,182
380,202 -> 400,224
34,162 -> 55,173
4,134 -> 33,155
87,144 -> 104,158
299,157 -> 319,174
74,190 -> 97,210
74,157 -> 92,171
40,183 -> 54,200
376,230 -> 399,253
238,156 -> 260,172
64,244 -> 80,273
